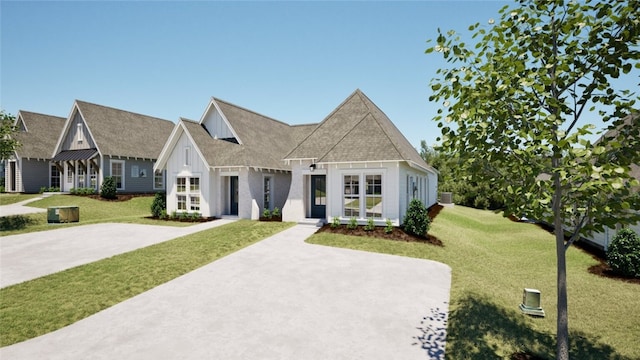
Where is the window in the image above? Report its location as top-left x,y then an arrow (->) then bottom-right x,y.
50,165 -> 60,189
131,165 -> 139,178
67,166 -> 74,183
110,160 -> 125,190
184,147 -> 191,166
177,195 -> 187,210
190,195 -> 200,211
90,165 -> 97,188
343,175 -> 360,217
77,124 -> 83,142
78,167 -> 85,187
190,177 -> 200,192
154,170 -> 164,190
264,176 -> 272,210
365,174 -> 382,218
177,177 -> 186,192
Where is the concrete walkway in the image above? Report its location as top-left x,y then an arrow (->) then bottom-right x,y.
0,220 -> 236,288
0,225 -> 451,359
0,197 -> 47,216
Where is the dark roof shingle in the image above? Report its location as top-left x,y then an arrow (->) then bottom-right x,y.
13,111 -> 66,160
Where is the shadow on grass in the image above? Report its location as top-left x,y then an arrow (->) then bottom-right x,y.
0,215 -> 37,231
446,295 -> 631,360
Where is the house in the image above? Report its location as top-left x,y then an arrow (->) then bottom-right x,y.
51,100 -> 174,193
154,97 -> 315,219
282,89 -> 438,225
4,111 -> 66,193
155,89 -> 438,224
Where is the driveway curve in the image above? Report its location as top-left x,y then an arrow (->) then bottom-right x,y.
1,225 -> 451,360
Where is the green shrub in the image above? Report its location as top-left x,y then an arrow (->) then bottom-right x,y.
385,218 -> 394,234
607,228 -> 640,278
272,207 -> 280,217
159,209 -> 168,220
151,192 -> 166,218
263,209 -> 272,219
39,187 -> 47,194
403,199 -> 431,238
170,211 -> 178,220
364,217 -> 375,231
331,216 -> 341,229
0,215 -> 36,231
0,186 -> 5,193
347,216 -> 358,230
189,212 -> 201,221
100,176 -> 117,199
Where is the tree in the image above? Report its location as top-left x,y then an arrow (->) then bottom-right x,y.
426,1 -> 640,359
0,110 -> 20,160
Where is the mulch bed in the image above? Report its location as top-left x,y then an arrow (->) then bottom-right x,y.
316,204 -> 445,246
144,216 -> 217,223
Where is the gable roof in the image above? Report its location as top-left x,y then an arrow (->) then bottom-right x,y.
177,98 -> 316,170
13,111 -> 66,160
284,89 -> 434,173
57,100 -> 175,160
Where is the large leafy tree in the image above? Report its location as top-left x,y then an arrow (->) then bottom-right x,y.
427,0 -> 640,359
1,110 -> 20,160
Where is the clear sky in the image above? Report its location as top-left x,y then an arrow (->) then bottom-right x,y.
1,1 -> 635,150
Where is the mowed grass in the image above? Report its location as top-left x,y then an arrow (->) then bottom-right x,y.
0,193 -> 40,205
0,220 -> 293,347
1,195 -> 191,235
307,205 -> 640,360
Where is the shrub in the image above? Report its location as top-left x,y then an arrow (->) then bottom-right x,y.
403,199 -> 431,238
159,209 -> 168,220
170,211 -> 178,220
385,218 -> 394,234
263,209 -> 272,219
347,216 -> 358,230
100,176 -> 117,199
39,187 -> 47,194
607,228 -> 640,278
190,212 -> 201,221
151,192 -> 166,218
0,185 -> 5,193
331,216 -> 341,229
272,207 -> 280,217
0,215 -> 36,231
364,217 -> 375,231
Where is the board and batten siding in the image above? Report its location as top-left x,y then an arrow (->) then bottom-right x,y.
201,105 -> 235,140
165,131 -> 212,217
60,112 -> 96,151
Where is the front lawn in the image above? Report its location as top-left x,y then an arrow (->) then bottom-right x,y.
0,194 -> 40,205
1,195 -> 191,235
307,205 -> 639,360
0,220 -> 293,347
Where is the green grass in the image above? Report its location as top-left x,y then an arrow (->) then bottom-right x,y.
1,195 -> 191,235
307,205 -> 640,360
0,220 -> 293,347
0,193 -> 40,205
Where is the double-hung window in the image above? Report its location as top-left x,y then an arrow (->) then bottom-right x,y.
343,175 -> 360,217
343,173 -> 383,219
365,175 -> 383,218
111,160 -> 125,190
176,176 -> 200,212
264,176 -> 272,210
189,178 -> 200,211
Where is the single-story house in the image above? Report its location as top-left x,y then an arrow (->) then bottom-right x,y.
51,100 -> 175,193
4,111 -> 66,193
155,89 -> 438,224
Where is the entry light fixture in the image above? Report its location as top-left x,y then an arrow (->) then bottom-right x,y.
309,163 -> 317,172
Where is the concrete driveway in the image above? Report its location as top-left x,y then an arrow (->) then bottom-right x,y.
0,197 -> 47,216
0,225 -> 451,360
0,220 -> 235,288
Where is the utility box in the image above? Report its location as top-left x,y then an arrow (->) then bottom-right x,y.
47,206 -> 79,223
440,192 -> 453,204
519,288 -> 545,317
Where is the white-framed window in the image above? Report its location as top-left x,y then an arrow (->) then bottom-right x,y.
67,166 -> 74,183
78,167 -> 85,187
343,175 -> 360,217
77,124 -> 83,143
264,176 -> 272,210
184,146 -> 191,166
90,165 -> 97,188
110,160 -> 125,190
365,174 -> 383,218
50,165 -> 60,189
177,195 -> 187,211
131,165 -> 139,178
154,170 -> 164,190
176,176 -> 200,212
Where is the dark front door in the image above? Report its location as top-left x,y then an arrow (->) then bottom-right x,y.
230,176 -> 239,215
9,161 -> 16,192
310,175 -> 326,219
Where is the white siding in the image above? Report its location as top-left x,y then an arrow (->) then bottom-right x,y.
584,220 -> 640,250
201,105 -> 235,140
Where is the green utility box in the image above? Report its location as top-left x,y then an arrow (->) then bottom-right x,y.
47,206 -> 80,223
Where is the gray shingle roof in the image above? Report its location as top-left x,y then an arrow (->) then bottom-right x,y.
13,111 -> 66,160
75,100 -> 175,159
284,89 -> 432,170
183,99 -> 316,170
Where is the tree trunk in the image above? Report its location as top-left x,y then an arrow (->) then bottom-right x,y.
553,171 -> 570,360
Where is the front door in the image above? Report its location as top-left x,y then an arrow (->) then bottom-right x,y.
9,161 -> 16,192
230,176 -> 239,215
310,175 -> 326,219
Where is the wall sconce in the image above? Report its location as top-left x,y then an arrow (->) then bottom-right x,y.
309,163 -> 317,172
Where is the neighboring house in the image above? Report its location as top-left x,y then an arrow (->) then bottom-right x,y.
155,89 -> 438,224
51,100 -> 174,193
4,111 -> 66,193
282,89 -> 438,225
154,97 -> 315,219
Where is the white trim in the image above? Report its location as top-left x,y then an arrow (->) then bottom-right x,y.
110,159 -> 126,190
201,98 -> 243,145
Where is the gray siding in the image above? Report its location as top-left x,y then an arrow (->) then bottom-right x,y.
104,156 -> 158,193
61,112 -> 96,151
21,159 -> 50,193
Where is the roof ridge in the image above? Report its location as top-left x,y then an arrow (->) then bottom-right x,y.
75,99 -> 173,124
213,97 -> 293,128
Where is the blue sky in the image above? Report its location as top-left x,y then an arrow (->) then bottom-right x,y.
1,1 -> 636,150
